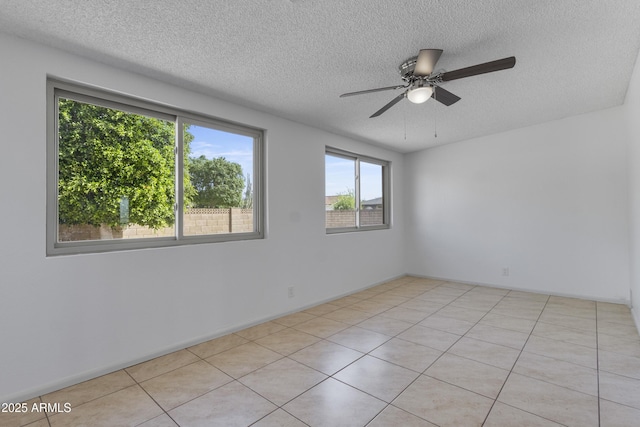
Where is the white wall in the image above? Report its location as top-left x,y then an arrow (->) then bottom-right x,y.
626,49 -> 640,327
0,33 -> 406,402
405,108 -> 630,302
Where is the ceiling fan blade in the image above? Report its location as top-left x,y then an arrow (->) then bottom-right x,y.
432,86 -> 461,106
340,84 -> 406,98
440,56 -> 516,82
370,92 -> 406,118
414,49 -> 443,76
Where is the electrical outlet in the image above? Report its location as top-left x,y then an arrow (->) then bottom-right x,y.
502,268 -> 510,277
288,286 -> 295,298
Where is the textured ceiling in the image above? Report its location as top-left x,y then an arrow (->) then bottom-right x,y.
1,0 -> 640,153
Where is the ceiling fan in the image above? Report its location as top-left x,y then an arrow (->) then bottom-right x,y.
340,49 -> 516,118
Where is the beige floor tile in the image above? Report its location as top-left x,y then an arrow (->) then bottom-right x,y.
599,399 -> 640,427
41,370 -> 135,410
599,371 -> 640,409
436,305 -> 488,323
169,381 -> 276,427
419,313 -> 476,335
543,303 -> 595,320
283,378 -> 386,427
356,315 -> 413,336
497,373 -> 598,427
302,302 -> 340,316
598,320 -> 640,339
0,397 -> 46,427
467,286 -> 509,296
433,284 -> 472,295
239,358 -> 327,406
495,297 -> 547,311
289,340 -> 363,375
380,306 -> 430,324
126,349 -> 200,382
235,321 -> 287,341
597,310 -> 635,327
205,342 -> 282,378
387,286 -> 432,298
450,296 -> 502,312
292,316 -> 350,338
524,335 -> 597,368
140,360 -> 232,410
20,419 -> 49,427
367,293 -> 410,306
49,385 -> 162,427
255,328 -> 320,355
513,351 -> 598,396
187,333 -> 249,358
137,414 -> 179,427
272,311 -> 317,327
367,405 -> 437,427
598,333 -> 640,358
597,301 -> 632,313
478,312 -> 537,334
465,323 -> 530,350
447,337 -> 520,370
327,326 -> 391,353
351,288 -> 385,299
531,321 -> 597,348
397,325 -> 461,351
252,409 -> 307,427
425,353 -> 510,398
329,295 -> 364,307
483,402 -> 564,426
548,295 -> 595,309
538,311 -> 596,332
393,375 -> 494,427
598,349 -> 640,379
415,291 -> 459,305
334,355 -> 419,402
370,337 -> 442,372
490,304 -> 543,321
322,307 -> 373,324
397,299 -> 444,314
348,300 -> 394,315
506,290 -> 550,302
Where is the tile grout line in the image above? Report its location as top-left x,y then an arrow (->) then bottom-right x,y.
349,281 -> 504,426
479,292 -> 556,426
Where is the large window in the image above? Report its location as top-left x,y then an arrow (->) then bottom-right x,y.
47,80 -> 263,255
325,147 -> 390,232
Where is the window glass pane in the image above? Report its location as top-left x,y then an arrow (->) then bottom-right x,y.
360,161 -> 384,226
57,97 -> 175,242
184,123 -> 254,235
325,154 -> 356,228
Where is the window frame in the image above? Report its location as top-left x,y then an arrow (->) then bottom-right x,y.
46,79 -> 264,256
325,146 -> 390,234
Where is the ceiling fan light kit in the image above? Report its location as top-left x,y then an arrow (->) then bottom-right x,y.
407,81 -> 433,104
340,49 -> 516,118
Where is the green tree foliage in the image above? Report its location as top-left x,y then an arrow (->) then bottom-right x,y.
188,156 -> 245,208
333,189 -> 355,210
58,98 -> 194,229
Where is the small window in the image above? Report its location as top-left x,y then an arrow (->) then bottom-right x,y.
325,147 -> 390,232
47,80 -> 263,255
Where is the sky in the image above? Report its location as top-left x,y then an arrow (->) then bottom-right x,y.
325,155 -> 382,201
187,124 -> 254,180
187,124 -> 382,202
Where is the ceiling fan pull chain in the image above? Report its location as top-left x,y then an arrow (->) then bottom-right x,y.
404,111 -> 407,140
434,88 -> 438,138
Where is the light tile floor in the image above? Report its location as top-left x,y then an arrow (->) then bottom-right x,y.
4,276 -> 640,426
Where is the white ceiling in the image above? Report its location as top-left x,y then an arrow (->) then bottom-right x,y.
2,0 -> 640,153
